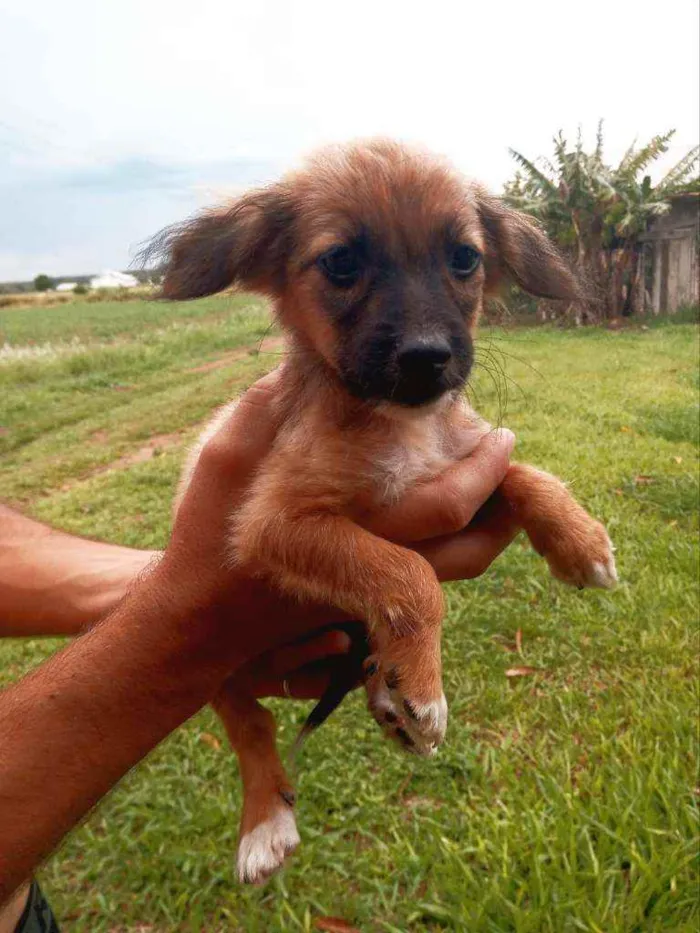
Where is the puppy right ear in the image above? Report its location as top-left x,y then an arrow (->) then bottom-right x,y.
476,191 -> 581,302
141,185 -> 293,300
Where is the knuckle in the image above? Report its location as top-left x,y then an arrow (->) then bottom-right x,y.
480,453 -> 509,492
198,437 -> 235,471
478,435 -> 512,482
439,496 -> 469,534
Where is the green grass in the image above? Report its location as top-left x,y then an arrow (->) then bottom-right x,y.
1,299 -> 698,932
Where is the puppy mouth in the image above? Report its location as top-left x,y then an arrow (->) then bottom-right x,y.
387,374 -> 459,407
342,370 -> 466,408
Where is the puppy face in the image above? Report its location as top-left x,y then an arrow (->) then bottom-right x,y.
151,139 -> 579,408
282,143 -> 484,407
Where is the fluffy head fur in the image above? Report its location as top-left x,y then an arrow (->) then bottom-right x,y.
144,139 -> 579,407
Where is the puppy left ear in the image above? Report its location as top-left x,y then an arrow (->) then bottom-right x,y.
476,192 -> 580,301
139,184 -> 294,300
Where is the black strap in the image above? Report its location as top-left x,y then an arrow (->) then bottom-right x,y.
14,880 -> 60,933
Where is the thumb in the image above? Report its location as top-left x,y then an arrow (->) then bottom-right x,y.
173,369 -> 284,537
205,368 -> 284,477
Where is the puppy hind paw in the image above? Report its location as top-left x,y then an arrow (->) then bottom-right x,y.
236,806 -> 300,885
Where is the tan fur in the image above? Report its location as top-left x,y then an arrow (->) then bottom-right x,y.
160,139 -> 614,882
212,689 -> 298,884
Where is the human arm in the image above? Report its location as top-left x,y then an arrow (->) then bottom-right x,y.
0,423 -> 516,641
0,374 -> 516,900
0,504 -> 154,637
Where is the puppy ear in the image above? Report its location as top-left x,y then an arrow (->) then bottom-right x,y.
142,186 -> 293,300
476,193 -> 580,301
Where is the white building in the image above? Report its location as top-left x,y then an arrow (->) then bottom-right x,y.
89,270 -> 139,289
56,282 -> 78,292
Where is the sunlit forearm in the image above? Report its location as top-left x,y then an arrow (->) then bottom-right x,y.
0,505 -> 156,636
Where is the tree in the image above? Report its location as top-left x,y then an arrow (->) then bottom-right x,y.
33,274 -> 54,292
504,124 -> 699,321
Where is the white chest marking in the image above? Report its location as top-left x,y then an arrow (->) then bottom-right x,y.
372,406 -> 490,504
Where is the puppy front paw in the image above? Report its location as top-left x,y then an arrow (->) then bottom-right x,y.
536,517 -> 618,590
364,655 -> 447,756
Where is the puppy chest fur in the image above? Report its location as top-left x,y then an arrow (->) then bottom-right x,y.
359,400 -> 490,506
240,380 -> 492,522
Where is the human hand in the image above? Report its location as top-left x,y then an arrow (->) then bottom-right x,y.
236,627 -> 358,699
147,370 -> 516,676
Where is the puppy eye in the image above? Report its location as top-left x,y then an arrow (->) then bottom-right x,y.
449,244 -> 482,279
319,245 -> 362,287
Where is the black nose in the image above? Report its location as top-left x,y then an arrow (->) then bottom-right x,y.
397,337 -> 452,378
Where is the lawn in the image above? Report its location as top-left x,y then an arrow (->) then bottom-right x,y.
1,297 -> 698,932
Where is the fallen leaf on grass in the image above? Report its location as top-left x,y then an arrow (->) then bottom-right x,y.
492,634 -> 517,653
634,475 -> 654,486
199,732 -> 222,751
673,456 -> 683,464
404,795 -> 443,810
314,918 -> 360,933
515,628 -> 523,655
505,666 -> 540,678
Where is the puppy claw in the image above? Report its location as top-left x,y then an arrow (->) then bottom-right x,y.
279,787 -> 296,807
237,806 -> 300,885
389,693 -> 448,751
367,672 -> 446,756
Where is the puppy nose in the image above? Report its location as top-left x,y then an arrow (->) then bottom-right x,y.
397,337 -> 452,377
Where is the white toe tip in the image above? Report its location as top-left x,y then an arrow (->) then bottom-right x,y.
237,808 -> 300,885
590,558 -> 618,589
408,694 -> 448,735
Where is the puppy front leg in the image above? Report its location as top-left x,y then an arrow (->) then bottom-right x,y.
499,463 -> 617,589
235,509 -> 447,755
212,685 -> 299,885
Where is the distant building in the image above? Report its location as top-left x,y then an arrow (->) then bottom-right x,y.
639,193 -> 699,314
56,282 -> 78,292
89,270 -> 139,289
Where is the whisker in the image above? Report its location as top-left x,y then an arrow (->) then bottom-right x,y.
475,351 -> 528,404
473,358 -> 507,426
255,320 -> 278,354
478,334 -> 548,385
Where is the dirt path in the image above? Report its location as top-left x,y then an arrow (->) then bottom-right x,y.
58,336 -> 286,492
186,335 -> 285,373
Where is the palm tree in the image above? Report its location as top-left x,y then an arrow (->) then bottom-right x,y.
504,124 -> 699,320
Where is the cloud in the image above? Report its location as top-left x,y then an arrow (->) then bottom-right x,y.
1,0 -> 697,280
54,157 -> 280,193
0,155 -> 281,279
59,158 -> 188,192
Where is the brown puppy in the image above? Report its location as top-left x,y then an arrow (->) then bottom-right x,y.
151,139 -> 617,884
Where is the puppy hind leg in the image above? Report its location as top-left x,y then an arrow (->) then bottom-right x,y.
212,685 -> 300,885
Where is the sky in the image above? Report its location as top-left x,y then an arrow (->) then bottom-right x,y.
0,0 -> 698,282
